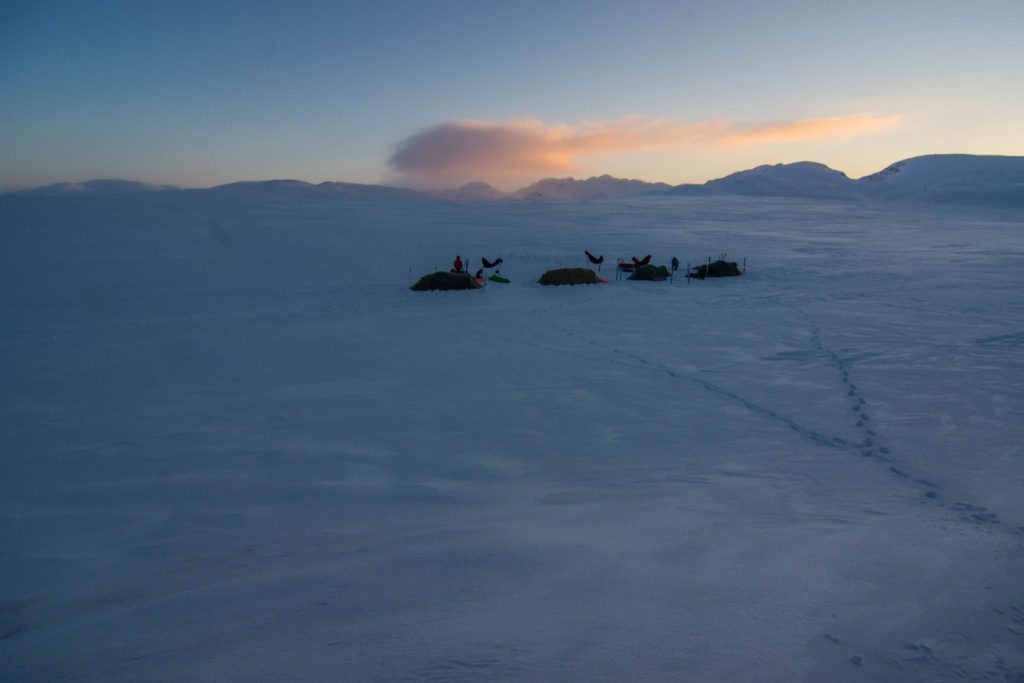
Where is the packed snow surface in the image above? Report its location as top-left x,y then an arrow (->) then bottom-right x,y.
2,191 -> 1023,681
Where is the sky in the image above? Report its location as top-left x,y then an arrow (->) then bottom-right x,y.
2,0 -> 1023,191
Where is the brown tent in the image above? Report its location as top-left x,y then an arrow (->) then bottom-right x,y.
538,268 -> 601,286
410,271 -> 482,291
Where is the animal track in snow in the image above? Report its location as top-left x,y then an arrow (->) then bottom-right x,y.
797,310 -> 1015,534
511,312 -> 1014,536
795,308 -> 892,467
542,320 -> 911,469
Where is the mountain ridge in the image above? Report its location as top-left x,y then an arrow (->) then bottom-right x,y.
9,154 -> 1023,206
512,174 -> 673,201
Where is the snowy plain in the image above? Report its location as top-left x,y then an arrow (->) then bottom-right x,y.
2,189 -> 1023,681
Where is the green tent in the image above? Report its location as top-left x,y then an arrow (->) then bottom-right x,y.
628,264 -> 671,281
689,260 -> 742,280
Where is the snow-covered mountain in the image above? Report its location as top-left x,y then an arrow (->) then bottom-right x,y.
315,181 -> 430,202
203,179 -> 431,202
703,161 -> 858,200
13,178 -> 433,203
666,154 -> 1024,205
17,179 -> 178,195
431,181 -> 510,203
858,154 -> 1024,206
11,155 -> 1023,206
201,179 -> 318,195
512,174 -> 671,200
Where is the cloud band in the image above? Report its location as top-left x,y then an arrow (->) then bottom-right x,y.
389,114 -> 901,187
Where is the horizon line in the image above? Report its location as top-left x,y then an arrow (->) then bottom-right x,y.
4,152 -> 1020,195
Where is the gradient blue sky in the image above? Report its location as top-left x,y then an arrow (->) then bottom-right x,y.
2,0 -> 1022,190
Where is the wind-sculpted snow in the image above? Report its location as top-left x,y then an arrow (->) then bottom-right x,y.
1,193 -> 1023,681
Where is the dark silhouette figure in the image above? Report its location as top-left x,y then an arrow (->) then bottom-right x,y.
474,268 -> 483,279
671,257 -> 680,272
451,255 -> 464,273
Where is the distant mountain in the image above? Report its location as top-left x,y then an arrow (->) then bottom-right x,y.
662,154 -> 1024,205
316,181 -> 431,202
203,179 -> 316,194
668,183 -> 717,196
12,178 -> 433,202
513,175 -> 671,200
315,179 -> 428,200
189,179 -> 433,203
11,155 -> 1022,205
858,154 -> 1024,206
431,182 -> 510,203
18,179 -> 178,195
701,161 -> 858,200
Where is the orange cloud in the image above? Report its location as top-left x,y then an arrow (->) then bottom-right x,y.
722,114 -> 903,146
390,114 -> 900,187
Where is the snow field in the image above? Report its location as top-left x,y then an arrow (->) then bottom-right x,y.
2,193 -> 1023,681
